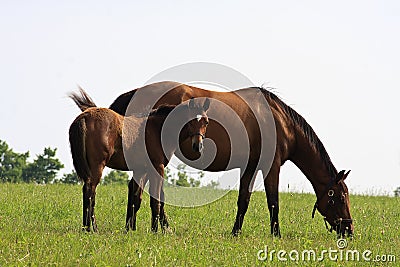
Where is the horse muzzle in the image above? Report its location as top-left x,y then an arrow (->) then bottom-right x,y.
192,141 -> 204,153
191,133 -> 205,153
328,218 -> 354,238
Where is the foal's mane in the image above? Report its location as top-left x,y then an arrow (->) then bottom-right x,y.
258,87 -> 337,178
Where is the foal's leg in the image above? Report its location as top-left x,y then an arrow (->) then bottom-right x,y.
126,173 -> 147,231
159,186 -> 169,231
263,163 -> 281,237
82,183 -> 91,232
231,165 -> 257,236
149,165 -> 164,232
82,181 -> 99,232
126,178 -> 136,231
82,161 -> 103,232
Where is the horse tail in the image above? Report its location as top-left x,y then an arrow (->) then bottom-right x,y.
69,116 -> 91,182
69,87 -> 97,112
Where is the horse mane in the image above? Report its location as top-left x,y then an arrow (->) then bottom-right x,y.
258,87 -> 338,178
148,104 -> 178,117
69,87 -> 97,112
109,90 -> 134,115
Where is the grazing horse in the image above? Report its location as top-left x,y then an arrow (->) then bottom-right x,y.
106,81 -> 354,238
69,89 -> 210,232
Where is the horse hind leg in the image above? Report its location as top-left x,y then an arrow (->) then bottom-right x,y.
231,165 -> 257,236
82,182 -> 99,232
82,163 -> 103,232
90,187 -> 98,232
82,183 -> 91,232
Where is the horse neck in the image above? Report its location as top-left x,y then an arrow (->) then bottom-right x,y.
289,127 -> 337,195
146,115 -> 164,134
146,114 -> 174,149
146,112 -> 189,152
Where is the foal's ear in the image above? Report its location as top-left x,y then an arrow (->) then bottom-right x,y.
336,170 -> 351,183
189,98 -> 195,109
203,98 -> 210,111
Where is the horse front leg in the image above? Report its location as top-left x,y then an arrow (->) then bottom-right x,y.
231,165 -> 257,236
149,165 -> 164,233
126,178 -> 136,231
150,197 -> 160,232
264,164 -> 281,237
159,186 -> 169,231
126,174 -> 147,232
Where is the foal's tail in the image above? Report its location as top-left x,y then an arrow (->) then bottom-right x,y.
69,87 -> 97,112
69,116 -> 91,182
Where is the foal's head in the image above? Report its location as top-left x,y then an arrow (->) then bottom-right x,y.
185,98 -> 210,153
315,170 -> 354,237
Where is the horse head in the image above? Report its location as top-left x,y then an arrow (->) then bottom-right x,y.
186,98 -> 210,153
313,170 -> 354,237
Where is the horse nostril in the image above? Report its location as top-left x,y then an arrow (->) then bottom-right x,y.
198,142 -> 203,152
192,143 -> 198,152
192,142 -> 204,152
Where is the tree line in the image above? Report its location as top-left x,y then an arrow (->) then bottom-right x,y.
0,139 -> 218,188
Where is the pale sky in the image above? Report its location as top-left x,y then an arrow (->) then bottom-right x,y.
1,1 -> 399,195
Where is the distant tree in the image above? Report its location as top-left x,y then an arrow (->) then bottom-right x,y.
103,170 -> 129,185
22,147 -> 64,184
189,177 -> 200,187
205,180 -> 220,189
163,166 -> 173,186
0,140 -> 29,183
170,164 -> 201,188
171,164 -> 189,187
164,166 -> 171,180
394,187 -> 400,197
59,170 -> 81,185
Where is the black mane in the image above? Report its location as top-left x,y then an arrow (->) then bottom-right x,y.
148,104 -> 178,117
258,87 -> 337,178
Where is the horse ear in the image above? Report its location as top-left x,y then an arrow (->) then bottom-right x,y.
343,170 -> 351,181
203,98 -> 210,111
336,170 -> 350,183
189,98 -> 195,109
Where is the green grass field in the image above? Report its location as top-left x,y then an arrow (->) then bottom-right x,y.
0,184 -> 398,266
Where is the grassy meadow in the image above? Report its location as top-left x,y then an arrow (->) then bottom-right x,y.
0,183 -> 399,266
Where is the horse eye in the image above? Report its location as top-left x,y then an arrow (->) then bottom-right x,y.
328,190 -> 334,197
205,120 -> 209,125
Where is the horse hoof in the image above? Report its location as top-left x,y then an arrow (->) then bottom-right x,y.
272,229 -> 281,238
231,229 -> 241,237
82,226 -> 91,232
151,224 -> 159,233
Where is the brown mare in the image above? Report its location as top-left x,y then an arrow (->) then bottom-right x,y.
69,89 -> 210,232
106,81 -> 354,238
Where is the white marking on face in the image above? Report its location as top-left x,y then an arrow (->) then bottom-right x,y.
196,114 -> 202,121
